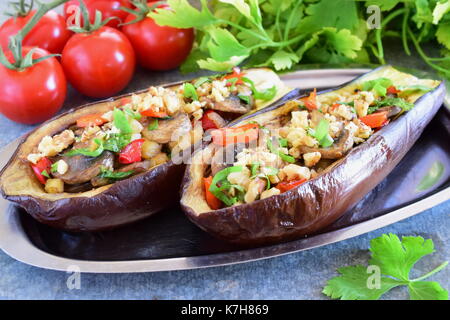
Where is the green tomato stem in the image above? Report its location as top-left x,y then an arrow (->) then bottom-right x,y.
2,0 -> 70,70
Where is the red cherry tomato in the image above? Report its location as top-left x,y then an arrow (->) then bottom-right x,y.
61,27 -> 136,98
121,3 -> 194,70
0,10 -> 72,54
64,0 -> 132,29
0,47 -> 67,124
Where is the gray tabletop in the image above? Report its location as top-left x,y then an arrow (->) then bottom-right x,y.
0,2 -> 448,300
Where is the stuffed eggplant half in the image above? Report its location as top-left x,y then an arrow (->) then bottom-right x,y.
0,68 -> 291,231
181,66 -> 446,245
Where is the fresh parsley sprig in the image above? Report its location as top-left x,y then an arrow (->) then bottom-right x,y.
323,233 -> 448,300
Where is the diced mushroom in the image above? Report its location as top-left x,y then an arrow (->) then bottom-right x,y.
52,151 -> 115,185
208,95 -> 251,114
142,112 -> 192,144
297,129 -> 354,159
118,160 -> 151,174
376,105 -> 402,118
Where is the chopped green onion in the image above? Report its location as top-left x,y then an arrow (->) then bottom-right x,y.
183,83 -> 199,101
124,107 -> 142,120
267,138 -> 295,163
193,77 -> 210,88
66,139 -> 105,157
148,119 -> 159,131
279,138 -> 288,148
238,94 -> 251,105
241,77 -> 277,101
251,162 -> 260,176
321,134 -> 334,148
209,166 -> 243,206
41,170 -> 50,178
314,119 -> 329,142
337,101 -> 355,106
50,162 -> 58,173
113,108 -> 132,135
362,78 -> 393,97
103,134 -> 131,153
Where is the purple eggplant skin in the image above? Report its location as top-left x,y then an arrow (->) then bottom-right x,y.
180,67 -> 446,245
0,69 -> 296,232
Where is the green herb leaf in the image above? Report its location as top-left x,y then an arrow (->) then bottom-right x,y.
66,139 -> 105,157
193,77 -> 211,88
368,97 -> 415,114
99,167 -> 134,180
323,233 -> 449,300
268,50 -> 300,70
323,265 -> 403,300
149,0 -> 215,28
408,281 -> 449,300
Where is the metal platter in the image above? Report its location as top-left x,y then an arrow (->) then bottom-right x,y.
0,68 -> 448,273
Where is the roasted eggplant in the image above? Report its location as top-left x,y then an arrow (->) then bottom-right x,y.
180,66 -> 446,245
0,68 -> 293,231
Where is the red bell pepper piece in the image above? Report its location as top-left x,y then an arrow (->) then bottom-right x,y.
276,179 -> 307,193
140,108 -> 169,118
118,139 -> 145,164
223,67 -> 245,86
387,86 -> 400,95
76,114 -> 108,128
211,123 -> 259,146
31,157 -> 52,185
300,88 -> 317,111
203,176 -> 222,210
201,110 -> 220,131
359,111 -> 388,129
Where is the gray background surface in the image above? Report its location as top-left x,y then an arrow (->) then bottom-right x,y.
0,1 -> 448,300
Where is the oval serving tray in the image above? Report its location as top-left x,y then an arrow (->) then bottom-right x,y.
0,68 -> 448,273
